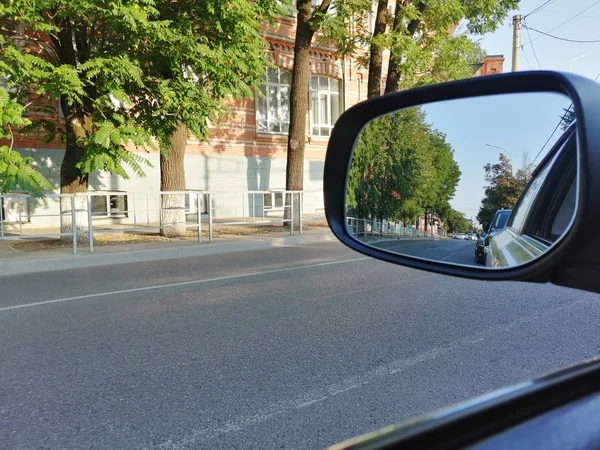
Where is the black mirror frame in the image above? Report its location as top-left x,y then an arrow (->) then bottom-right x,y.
324,71 -> 600,290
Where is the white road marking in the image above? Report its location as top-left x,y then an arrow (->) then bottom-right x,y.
155,297 -> 569,450
297,397 -> 328,408
0,257 -> 370,312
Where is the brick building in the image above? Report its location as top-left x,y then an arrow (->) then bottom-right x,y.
2,10 -> 504,226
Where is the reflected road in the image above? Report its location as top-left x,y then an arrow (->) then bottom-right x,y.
371,238 -> 478,266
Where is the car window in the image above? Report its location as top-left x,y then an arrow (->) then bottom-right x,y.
493,211 -> 511,230
551,179 -> 576,240
509,152 -> 558,232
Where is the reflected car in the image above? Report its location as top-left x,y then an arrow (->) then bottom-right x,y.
475,210 -> 512,264
487,125 -> 576,268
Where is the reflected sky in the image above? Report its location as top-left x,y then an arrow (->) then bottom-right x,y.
419,92 -> 571,222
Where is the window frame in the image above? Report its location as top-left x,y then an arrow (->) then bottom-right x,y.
255,67 -> 292,136
507,125 -> 577,245
90,192 -> 129,219
310,75 -> 342,138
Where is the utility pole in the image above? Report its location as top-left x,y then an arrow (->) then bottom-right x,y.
512,15 -> 521,72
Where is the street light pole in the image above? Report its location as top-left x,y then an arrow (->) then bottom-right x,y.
485,143 -> 513,173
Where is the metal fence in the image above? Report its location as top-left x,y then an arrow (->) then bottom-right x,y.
0,189 -> 325,254
347,217 -> 437,240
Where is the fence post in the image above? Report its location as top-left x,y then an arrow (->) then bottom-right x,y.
242,192 -> 246,223
0,196 -> 4,238
208,192 -> 213,242
197,192 -> 202,243
290,192 -> 294,236
132,194 -> 137,229
18,208 -> 22,236
299,192 -> 303,235
71,195 -> 77,255
87,195 -> 94,253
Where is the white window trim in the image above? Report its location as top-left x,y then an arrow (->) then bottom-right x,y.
310,76 -> 341,138
256,67 -> 291,136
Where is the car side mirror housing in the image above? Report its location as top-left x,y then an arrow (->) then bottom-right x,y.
324,71 -> 600,294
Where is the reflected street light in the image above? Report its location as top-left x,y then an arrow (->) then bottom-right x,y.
485,143 -> 513,173
569,55 -> 586,73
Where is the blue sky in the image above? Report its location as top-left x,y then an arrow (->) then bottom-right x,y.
421,93 -> 571,220
446,0 -> 600,220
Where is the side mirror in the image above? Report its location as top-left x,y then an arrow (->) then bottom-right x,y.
324,72 -> 600,293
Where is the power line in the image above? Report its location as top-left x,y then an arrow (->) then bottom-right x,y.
522,0 -> 600,46
541,9 -> 600,21
526,104 -> 573,171
524,0 -> 560,18
523,22 -> 542,69
521,45 -> 533,70
524,26 -> 600,42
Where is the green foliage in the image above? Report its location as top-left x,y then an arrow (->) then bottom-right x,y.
347,106 -> 460,224
442,207 -> 470,233
127,0 -> 282,155
476,154 -> 531,226
321,0 -> 517,91
0,0 -> 283,191
0,90 -> 52,196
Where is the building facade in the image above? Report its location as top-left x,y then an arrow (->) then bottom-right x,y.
2,11 -> 504,227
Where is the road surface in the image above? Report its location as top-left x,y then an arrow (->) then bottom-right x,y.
2,241 -> 599,449
371,238 -> 478,265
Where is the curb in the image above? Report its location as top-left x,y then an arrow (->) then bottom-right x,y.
0,232 -> 338,277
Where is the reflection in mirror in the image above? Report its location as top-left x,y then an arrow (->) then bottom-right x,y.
346,92 -> 577,269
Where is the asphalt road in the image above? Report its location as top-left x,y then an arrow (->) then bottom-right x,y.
2,240 -> 600,449
371,237 -> 478,266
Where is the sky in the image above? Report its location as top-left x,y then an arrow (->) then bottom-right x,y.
421,93 -> 571,221
446,0 -> 600,220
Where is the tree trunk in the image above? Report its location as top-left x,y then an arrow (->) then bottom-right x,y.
367,0 -> 389,99
60,96 -> 92,244
285,0 -> 317,231
384,1 -> 426,94
160,123 -> 188,238
424,210 -> 428,231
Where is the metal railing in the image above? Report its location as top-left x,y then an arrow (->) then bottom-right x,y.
347,217 -> 438,240
1,193 -> 79,254
0,189 -> 325,254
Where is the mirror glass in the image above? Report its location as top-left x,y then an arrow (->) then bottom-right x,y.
346,92 -> 577,269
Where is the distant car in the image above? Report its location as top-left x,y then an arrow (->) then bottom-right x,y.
467,233 -> 477,241
453,233 -> 463,239
475,209 -> 512,264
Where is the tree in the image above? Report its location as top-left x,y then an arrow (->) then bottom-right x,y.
285,0 -> 368,227
347,105 -> 460,227
364,0 -> 517,96
417,129 -> 461,230
0,90 -> 52,195
0,0 -> 280,240
0,2 -> 160,241
129,0 -> 280,237
442,207 -> 470,233
476,154 -> 531,226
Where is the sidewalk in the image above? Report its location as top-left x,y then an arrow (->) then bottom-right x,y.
0,229 -> 338,276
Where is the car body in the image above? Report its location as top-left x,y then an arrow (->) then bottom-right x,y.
486,126 -> 576,268
480,209 -> 512,264
474,210 -> 511,264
